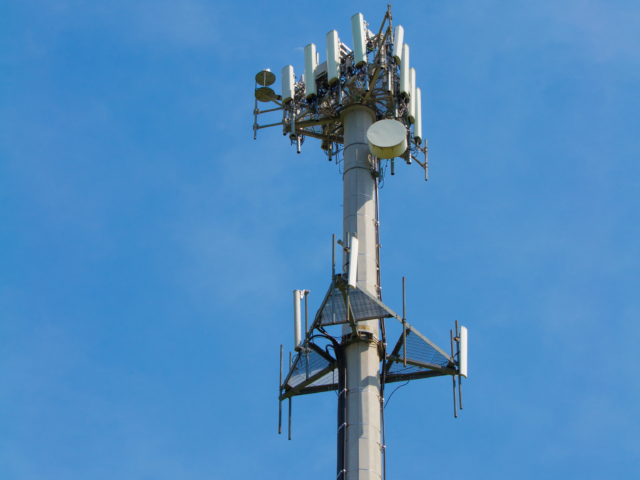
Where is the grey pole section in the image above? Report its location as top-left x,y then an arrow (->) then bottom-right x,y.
341,105 -> 382,480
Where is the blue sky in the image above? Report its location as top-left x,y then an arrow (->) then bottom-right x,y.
1,0 -> 639,478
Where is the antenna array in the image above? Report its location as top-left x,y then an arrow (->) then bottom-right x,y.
253,6 -> 428,179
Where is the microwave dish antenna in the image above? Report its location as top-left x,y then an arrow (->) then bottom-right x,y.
255,69 -> 276,86
367,119 -> 407,159
255,86 -> 279,103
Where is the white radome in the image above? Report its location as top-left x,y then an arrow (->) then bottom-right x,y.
366,119 -> 407,159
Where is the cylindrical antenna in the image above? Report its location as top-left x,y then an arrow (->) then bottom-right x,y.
347,234 -> 359,289
414,87 -> 422,144
402,276 -> 406,367
408,68 -> 416,124
326,30 -> 340,85
393,25 -> 404,63
391,158 -> 395,175
351,13 -> 367,67
459,326 -> 468,378
296,135 -> 301,154
400,44 -> 410,98
281,65 -> 295,104
279,345 -> 283,434
293,290 -> 302,351
304,44 -> 318,98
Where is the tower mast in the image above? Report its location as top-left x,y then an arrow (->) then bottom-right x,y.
255,8 -> 469,480
342,105 -> 382,480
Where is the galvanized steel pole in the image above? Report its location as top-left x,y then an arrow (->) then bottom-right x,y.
341,105 -> 382,480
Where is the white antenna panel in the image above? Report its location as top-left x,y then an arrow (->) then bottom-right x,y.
351,13 -> 367,67
459,326 -> 468,378
400,44 -> 410,98
315,61 -> 327,79
393,25 -> 404,64
347,235 -> 359,288
326,30 -> 340,85
281,65 -> 295,104
304,44 -> 318,99
367,119 -> 408,159
293,290 -> 302,351
414,87 -> 422,144
408,68 -> 416,124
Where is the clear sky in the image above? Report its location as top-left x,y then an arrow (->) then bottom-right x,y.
1,1 -> 639,479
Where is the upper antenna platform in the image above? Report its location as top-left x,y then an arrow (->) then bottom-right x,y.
251,9 -> 429,179
255,69 -> 276,86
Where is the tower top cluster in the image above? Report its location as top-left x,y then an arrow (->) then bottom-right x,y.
253,7 -> 428,178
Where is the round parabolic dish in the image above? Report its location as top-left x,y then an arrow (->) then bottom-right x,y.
255,87 -> 277,103
367,119 -> 408,159
255,70 -> 276,87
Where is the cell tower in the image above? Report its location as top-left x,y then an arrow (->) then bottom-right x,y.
253,6 -> 469,480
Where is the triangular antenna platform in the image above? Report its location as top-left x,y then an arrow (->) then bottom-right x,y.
314,275 -> 400,327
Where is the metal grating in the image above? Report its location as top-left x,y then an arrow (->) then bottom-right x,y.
388,330 -> 451,375
307,367 -> 339,388
285,348 -> 335,390
319,286 -> 392,326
